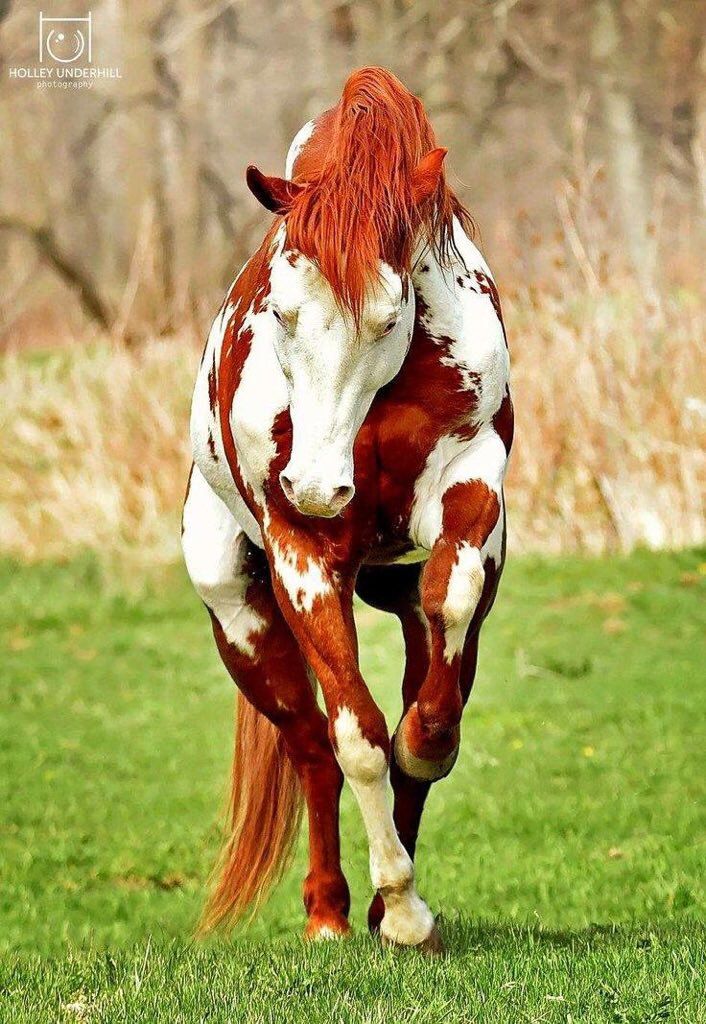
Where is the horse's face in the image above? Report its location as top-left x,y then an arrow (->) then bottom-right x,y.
268,250 -> 414,518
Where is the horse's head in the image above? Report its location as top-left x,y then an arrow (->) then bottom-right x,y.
245,151 -> 447,519
267,245 -> 412,518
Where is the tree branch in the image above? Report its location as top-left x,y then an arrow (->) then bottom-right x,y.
0,217 -> 114,332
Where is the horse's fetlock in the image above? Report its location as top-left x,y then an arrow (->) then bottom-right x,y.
371,843 -> 414,893
303,868 -> 350,917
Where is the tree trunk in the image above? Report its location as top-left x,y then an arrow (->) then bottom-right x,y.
591,0 -> 656,296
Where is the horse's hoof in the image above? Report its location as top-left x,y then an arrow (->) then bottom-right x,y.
380,921 -> 445,956
416,922 -> 445,955
304,915 -> 351,941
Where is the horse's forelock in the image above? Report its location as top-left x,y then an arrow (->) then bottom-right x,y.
281,67 -> 473,327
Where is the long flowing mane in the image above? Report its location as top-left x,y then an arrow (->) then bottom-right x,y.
284,67 -> 474,324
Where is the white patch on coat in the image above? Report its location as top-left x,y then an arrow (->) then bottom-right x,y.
285,119 -> 316,178
190,286 -> 263,548
267,531 -> 331,614
191,300 -> 233,488
443,543 -> 485,662
226,230 -> 288,524
229,309 -> 288,494
405,219 -> 510,557
333,708 -> 435,946
409,426 -> 507,551
333,706 -> 387,781
182,466 -> 266,658
413,220 -> 509,420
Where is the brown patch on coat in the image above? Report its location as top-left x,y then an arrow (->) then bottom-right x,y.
492,389 -> 514,454
207,352 -> 218,413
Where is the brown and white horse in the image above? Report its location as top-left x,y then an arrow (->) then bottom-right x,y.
182,67 -> 512,952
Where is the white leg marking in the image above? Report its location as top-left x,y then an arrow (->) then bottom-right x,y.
182,467 -> 266,658
266,529 -> 332,614
310,925 -> 345,942
333,708 -> 434,946
443,543 -> 485,662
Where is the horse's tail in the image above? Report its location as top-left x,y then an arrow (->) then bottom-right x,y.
198,694 -> 303,934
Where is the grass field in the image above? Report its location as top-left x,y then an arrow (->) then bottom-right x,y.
1,549 -> 704,1022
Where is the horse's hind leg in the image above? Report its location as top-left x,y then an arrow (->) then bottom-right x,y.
182,467 -> 349,938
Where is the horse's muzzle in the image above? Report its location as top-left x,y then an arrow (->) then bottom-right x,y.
279,471 -> 354,518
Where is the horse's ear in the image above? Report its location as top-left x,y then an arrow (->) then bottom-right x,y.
246,166 -> 303,214
411,148 -> 448,206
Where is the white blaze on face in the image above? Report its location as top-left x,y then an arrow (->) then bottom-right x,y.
268,251 -> 414,517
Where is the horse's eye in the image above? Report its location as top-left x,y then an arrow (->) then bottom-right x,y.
272,307 -> 284,325
380,319 -> 397,337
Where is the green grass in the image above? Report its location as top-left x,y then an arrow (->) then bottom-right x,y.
1,549 -> 704,1022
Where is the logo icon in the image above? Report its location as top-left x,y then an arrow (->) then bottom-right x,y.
39,12 -> 92,64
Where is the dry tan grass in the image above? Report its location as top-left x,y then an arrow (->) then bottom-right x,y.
507,285 -> 706,553
0,287 -> 704,571
0,338 -> 195,571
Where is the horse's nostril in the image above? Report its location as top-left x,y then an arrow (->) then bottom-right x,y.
333,484 -> 355,506
280,473 -> 295,504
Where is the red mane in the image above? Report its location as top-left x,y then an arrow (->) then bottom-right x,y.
284,67 -> 473,325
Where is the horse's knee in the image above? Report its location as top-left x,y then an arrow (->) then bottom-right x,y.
417,690 -> 463,743
332,705 -> 389,783
425,543 -> 485,663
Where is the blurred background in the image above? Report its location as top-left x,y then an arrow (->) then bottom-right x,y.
1,5 -> 705,997
0,0 -> 704,569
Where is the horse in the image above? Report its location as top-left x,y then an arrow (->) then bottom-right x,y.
182,67 -> 512,953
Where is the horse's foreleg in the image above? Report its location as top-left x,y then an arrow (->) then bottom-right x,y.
395,479 -> 503,782
356,565 -> 433,932
266,530 -> 438,949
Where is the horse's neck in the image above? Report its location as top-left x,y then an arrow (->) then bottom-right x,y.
411,218 -> 473,337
